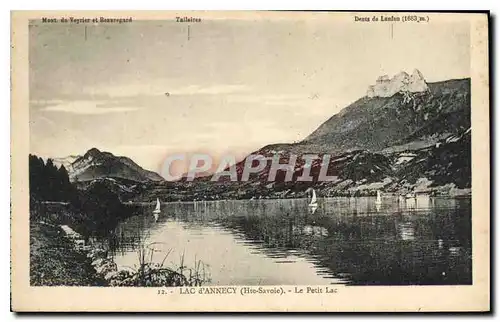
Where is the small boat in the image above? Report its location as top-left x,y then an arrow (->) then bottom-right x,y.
152,198 -> 161,221
309,189 -> 318,207
375,190 -> 382,205
305,188 -> 318,214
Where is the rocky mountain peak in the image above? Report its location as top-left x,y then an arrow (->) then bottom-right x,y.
411,68 -> 424,80
84,147 -> 102,158
67,148 -> 164,182
367,69 -> 429,98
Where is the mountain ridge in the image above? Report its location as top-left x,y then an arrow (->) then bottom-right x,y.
184,75 -> 471,198
62,148 -> 164,183
39,74 -> 471,200
239,77 -> 470,157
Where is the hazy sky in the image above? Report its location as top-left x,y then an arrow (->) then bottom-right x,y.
29,16 -> 470,172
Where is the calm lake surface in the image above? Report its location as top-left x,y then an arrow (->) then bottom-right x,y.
107,196 -> 472,286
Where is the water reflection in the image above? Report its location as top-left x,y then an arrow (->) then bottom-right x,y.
397,222 -> 415,241
108,196 -> 472,286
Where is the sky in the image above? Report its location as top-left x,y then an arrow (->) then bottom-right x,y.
29,15 -> 470,174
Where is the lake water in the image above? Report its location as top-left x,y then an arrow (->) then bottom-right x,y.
107,196 -> 472,286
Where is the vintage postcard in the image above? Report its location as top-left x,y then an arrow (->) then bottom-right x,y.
11,11 -> 490,312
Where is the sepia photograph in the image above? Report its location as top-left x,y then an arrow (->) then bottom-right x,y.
11,10 -> 490,312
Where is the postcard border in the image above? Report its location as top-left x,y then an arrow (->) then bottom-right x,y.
10,10 -> 490,312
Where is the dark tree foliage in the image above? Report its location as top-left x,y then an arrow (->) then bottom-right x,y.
29,154 -> 76,202
29,153 -> 133,236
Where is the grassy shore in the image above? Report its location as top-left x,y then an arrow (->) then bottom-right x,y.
30,218 -> 210,287
30,221 -> 106,286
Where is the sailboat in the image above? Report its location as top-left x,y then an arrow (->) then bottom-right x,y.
152,198 -> 161,221
304,187 -> 318,214
375,190 -> 382,205
309,189 -> 318,214
309,189 -> 318,207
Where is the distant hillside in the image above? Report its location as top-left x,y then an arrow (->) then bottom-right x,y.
74,177 -> 149,202
180,126 -> 471,199
67,148 -> 164,183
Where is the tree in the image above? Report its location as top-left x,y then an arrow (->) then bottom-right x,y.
56,165 -> 74,200
29,154 -> 45,200
44,159 -> 59,200
29,154 -> 75,202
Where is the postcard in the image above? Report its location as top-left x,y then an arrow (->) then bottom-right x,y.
11,10 -> 490,312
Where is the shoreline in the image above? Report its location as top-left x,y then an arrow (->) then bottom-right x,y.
129,189 -> 471,205
30,218 -> 210,287
30,190 -> 470,287
30,221 -> 107,286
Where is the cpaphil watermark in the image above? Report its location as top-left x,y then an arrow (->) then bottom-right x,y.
159,152 -> 338,182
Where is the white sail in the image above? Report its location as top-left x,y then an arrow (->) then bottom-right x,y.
153,198 -> 161,221
309,189 -> 318,206
154,198 -> 161,212
376,191 -> 382,204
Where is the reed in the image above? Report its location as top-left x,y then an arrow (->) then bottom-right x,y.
120,242 -> 210,287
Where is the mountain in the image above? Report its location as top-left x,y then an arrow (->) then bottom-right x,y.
84,72 -> 470,201
253,74 -> 469,156
301,75 -> 470,154
65,148 -> 164,183
193,72 -> 471,197
366,69 -> 429,98
46,155 -> 80,172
